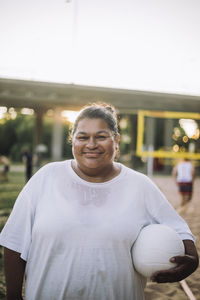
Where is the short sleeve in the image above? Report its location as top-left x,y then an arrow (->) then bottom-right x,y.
0,164 -> 48,260
0,187 -> 35,260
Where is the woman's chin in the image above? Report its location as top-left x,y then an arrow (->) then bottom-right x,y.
83,158 -> 102,168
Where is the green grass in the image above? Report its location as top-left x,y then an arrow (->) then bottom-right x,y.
0,170 -> 25,299
0,172 -> 25,230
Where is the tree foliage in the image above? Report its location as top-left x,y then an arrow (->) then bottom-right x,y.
0,114 -> 73,162
0,114 -> 35,161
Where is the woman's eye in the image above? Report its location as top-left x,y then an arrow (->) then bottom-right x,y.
97,136 -> 107,140
78,136 -> 88,140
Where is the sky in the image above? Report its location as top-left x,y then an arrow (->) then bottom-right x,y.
0,0 -> 200,95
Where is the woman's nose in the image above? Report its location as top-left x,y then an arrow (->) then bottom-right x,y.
86,137 -> 97,148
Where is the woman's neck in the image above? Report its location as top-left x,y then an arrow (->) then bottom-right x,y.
71,160 -> 121,183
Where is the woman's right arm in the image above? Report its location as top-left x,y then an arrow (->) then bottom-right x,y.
4,247 -> 26,300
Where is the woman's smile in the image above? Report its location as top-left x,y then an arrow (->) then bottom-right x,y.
83,151 -> 104,158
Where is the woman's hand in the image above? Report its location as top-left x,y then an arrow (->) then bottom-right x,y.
151,254 -> 198,283
151,240 -> 199,283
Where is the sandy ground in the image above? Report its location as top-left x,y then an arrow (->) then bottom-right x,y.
144,176 -> 200,300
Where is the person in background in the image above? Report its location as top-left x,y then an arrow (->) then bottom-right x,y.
22,149 -> 33,182
0,154 -> 10,182
172,158 -> 195,210
0,103 -> 199,300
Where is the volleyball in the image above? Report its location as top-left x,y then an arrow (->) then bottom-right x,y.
131,224 -> 185,277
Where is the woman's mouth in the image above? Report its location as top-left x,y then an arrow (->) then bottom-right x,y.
83,152 -> 102,158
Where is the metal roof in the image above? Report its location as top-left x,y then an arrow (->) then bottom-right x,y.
0,77 -> 200,113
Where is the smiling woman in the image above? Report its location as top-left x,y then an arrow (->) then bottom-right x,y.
71,103 -> 120,182
0,102 -> 198,300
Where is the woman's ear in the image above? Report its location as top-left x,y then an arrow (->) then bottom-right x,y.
114,134 -> 120,160
115,133 -> 120,144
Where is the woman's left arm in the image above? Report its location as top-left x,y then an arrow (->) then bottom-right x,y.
151,240 -> 199,283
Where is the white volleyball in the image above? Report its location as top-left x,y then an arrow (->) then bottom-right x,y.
131,224 -> 185,278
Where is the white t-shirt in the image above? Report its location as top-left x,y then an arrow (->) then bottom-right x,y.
0,160 -> 194,300
177,161 -> 193,183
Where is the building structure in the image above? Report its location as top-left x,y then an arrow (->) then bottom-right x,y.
0,77 -> 200,172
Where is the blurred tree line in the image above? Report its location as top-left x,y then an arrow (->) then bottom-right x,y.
0,113 -> 73,162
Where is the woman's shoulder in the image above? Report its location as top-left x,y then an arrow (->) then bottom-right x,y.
38,159 -> 70,171
30,160 -> 71,181
120,163 -> 151,184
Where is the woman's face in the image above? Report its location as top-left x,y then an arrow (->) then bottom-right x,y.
72,118 -> 120,170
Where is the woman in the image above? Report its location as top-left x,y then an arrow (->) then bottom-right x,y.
0,102 -> 198,300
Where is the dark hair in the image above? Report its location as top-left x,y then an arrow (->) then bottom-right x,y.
71,102 -> 119,137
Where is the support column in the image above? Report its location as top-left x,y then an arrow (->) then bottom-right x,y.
34,109 -> 44,146
52,107 -> 64,161
145,117 -> 155,177
164,119 -> 174,151
34,109 -> 47,168
164,118 -> 174,173
129,114 -> 138,169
